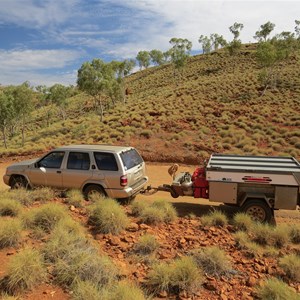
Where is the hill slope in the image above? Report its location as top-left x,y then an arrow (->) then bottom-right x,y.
1,44 -> 300,163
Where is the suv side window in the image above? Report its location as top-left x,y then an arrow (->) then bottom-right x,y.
67,152 -> 90,170
94,152 -> 118,171
39,152 -> 65,169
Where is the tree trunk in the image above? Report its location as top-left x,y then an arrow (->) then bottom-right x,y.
21,115 -> 25,146
2,127 -> 7,149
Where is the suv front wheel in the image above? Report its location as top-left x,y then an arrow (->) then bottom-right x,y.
84,184 -> 106,200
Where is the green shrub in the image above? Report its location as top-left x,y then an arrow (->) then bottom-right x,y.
88,198 -> 129,234
131,201 -> 149,216
6,189 -> 33,206
72,280 -> 103,300
147,257 -> 202,294
134,234 -> 159,255
279,254 -> 300,281
54,250 -> 118,287
289,224 -> 300,244
201,210 -> 228,226
251,223 -> 273,246
23,203 -> 68,233
31,187 -> 55,202
0,219 -> 22,248
140,206 -> 165,225
0,294 -> 19,300
110,281 -> 146,300
190,246 -> 232,276
6,248 -> 46,293
170,256 -> 203,292
255,278 -> 299,300
152,199 -> 177,222
0,198 -> 22,216
147,261 -> 172,293
233,212 -> 254,231
271,225 -> 290,248
65,189 -> 84,208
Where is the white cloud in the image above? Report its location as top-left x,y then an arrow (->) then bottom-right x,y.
0,49 -> 82,70
0,0 -> 80,28
0,49 -> 81,86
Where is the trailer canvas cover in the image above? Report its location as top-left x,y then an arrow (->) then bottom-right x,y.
206,154 -> 300,187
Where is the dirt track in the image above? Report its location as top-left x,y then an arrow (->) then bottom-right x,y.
1,161 -> 299,223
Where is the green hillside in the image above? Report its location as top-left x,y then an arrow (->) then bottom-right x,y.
1,44 -> 300,163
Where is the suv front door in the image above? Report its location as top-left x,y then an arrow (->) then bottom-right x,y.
28,151 -> 65,188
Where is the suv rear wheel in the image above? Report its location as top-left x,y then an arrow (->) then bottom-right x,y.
84,184 -> 106,200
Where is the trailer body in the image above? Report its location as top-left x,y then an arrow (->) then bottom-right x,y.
206,154 -> 300,211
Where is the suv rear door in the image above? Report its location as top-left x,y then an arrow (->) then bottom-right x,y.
119,148 -> 145,187
62,151 -> 93,189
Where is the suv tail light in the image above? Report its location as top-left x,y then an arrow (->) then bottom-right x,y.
120,175 -> 128,186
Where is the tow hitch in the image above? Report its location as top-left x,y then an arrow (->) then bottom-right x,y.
140,184 -> 180,198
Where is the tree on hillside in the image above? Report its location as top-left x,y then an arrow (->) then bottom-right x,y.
150,49 -> 164,66
295,20 -> 300,39
229,22 -> 244,40
169,38 -> 192,82
198,35 -> 212,54
163,49 -> 172,63
210,33 -> 227,51
226,22 -> 244,72
256,32 -> 297,95
254,21 -> 275,42
47,84 -> 72,121
77,59 -> 118,122
12,82 -> 34,146
110,59 -> 135,104
136,51 -> 151,70
0,91 -> 14,148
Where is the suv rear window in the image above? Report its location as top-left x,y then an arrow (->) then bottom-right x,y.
94,152 -> 118,171
67,152 -> 90,170
120,149 -> 143,170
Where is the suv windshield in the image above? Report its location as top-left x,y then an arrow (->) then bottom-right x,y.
120,149 -> 143,170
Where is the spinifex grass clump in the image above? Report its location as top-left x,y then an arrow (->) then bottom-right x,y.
190,246 -> 232,276
132,199 -> 177,225
0,197 -> 22,217
233,212 -> 255,232
279,254 -> 300,282
134,234 -> 159,256
88,198 -> 129,234
147,256 -> 203,294
44,219 -> 118,288
0,219 -> 23,248
65,189 -> 84,208
201,210 -> 228,227
23,203 -> 68,233
108,281 -> 147,300
6,248 -> 46,293
255,278 -> 299,300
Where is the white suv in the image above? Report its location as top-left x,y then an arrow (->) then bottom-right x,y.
3,145 -> 148,200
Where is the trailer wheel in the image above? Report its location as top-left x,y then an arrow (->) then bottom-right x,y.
241,199 -> 273,223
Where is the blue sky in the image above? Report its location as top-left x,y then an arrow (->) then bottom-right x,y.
1,0 -> 300,86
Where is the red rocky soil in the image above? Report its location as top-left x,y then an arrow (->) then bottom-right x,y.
0,162 -> 299,299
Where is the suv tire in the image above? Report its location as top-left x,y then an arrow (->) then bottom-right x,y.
84,184 -> 106,200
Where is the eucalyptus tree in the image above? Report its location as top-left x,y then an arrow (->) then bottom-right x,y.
0,91 -> 14,148
77,59 -> 120,121
12,82 -> 34,146
254,21 -> 275,42
136,51 -> 151,70
210,33 -> 227,51
169,38 -> 192,82
198,35 -> 212,54
150,49 -> 165,66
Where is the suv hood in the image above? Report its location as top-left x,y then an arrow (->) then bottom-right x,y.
7,159 -> 37,170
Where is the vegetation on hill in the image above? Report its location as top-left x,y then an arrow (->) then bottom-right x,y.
0,21 -> 299,163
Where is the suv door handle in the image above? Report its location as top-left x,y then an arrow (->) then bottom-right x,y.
57,171 -> 62,174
